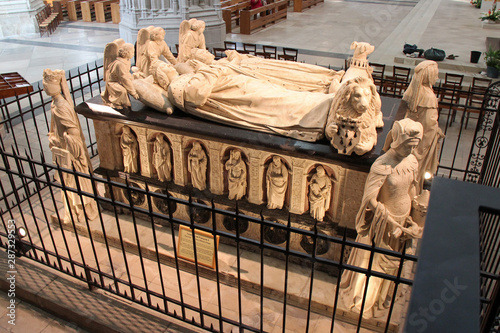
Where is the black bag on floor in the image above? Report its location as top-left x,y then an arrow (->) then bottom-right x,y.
424,48 -> 446,61
403,44 -> 418,54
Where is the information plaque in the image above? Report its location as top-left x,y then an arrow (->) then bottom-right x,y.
177,225 -> 219,269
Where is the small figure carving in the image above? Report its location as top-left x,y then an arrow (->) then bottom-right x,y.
43,69 -> 98,222
340,119 -> 424,319
146,27 -> 177,67
308,166 -> 332,221
135,26 -> 155,77
340,41 -> 375,86
188,142 -> 207,191
385,60 -> 445,193
120,126 -> 139,173
325,77 -> 382,155
135,27 -> 177,78
101,40 -> 139,109
266,156 -> 288,209
177,19 -> 206,63
152,135 -> 172,181
225,150 -> 247,200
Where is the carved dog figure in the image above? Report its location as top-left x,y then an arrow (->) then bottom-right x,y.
341,41 -> 375,84
325,77 -> 382,155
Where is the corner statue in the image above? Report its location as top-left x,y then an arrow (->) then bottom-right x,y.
44,69 -> 99,222
340,118 -> 424,319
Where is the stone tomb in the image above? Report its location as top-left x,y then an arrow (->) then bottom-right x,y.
76,96 -> 403,266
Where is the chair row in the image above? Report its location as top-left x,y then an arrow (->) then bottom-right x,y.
213,42 -> 298,61
36,4 -> 61,37
345,60 -> 492,129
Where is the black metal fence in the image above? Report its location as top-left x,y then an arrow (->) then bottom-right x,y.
480,207 -> 500,332
0,60 -> 499,332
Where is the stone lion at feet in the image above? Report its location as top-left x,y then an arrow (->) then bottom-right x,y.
325,77 -> 382,155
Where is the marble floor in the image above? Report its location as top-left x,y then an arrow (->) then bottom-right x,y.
0,0 -> 500,84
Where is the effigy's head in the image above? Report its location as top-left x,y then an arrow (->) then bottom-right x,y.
150,27 -> 166,41
390,118 -> 423,156
272,156 -> 281,166
151,60 -> 179,90
191,48 -> 215,65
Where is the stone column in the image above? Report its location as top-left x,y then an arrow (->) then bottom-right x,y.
247,150 -> 264,205
119,0 -> 225,50
169,134 -> 185,186
134,127 -> 151,177
289,158 -> 307,215
0,0 -> 45,37
208,141 -> 224,195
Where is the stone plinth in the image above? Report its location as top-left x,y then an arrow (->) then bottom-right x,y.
76,96 -> 403,267
0,0 -> 45,37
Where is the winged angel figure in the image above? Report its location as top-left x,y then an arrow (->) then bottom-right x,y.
101,39 -> 138,109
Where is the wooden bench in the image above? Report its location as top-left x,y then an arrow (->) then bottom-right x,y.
222,0 -> 250,33
95,0 -> 118,22
240,0 -> 287,34
111,2 -> 120,23
80,0 -> 97,22
66,0 -> 81,21
52,0 -> 68,21
293,0 -> 323,12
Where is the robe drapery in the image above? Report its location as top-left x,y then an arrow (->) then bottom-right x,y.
168,65 -> 335,142
226,158 -> 247,200
49,97 -> 98,221
340,150 -> 418,319
120,130 -> 138,173
102,58 -> 137,108
222,52 -> 342,93
188,145 -> 207,191
266,162 -> 288,209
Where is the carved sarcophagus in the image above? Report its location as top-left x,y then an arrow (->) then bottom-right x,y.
76,96 -> 402,266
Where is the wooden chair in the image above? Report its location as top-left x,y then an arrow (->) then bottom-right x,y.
344,58 -> 350,70
213,47 -> 227,59
464,77 -> 492,129
278,47 -> 298,61
224,41 -> 237,51
369,62 -> 385,91
243,43 -> 257,56
256,45 -> 277,59
439,73 -> 465,124
383,66 -> 410,96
